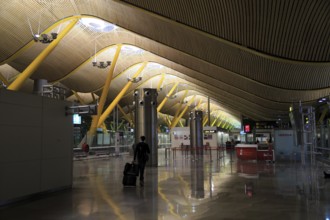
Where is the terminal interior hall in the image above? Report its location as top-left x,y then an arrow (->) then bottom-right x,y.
1,0 -> 330,219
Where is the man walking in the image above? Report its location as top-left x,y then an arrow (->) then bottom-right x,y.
134,136 -> 150,186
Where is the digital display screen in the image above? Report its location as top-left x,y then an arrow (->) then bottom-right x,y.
244,124 -> 250,133
73,114 -> 81,124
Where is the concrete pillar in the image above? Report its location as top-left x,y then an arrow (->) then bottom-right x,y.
191,155 -> 204,198
190,110 -> 203,156
134,88 -> 158,167
33,79 -> 48,96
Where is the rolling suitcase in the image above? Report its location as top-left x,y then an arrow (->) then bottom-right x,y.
122,162 -> 139,187
122,173 -> 137,187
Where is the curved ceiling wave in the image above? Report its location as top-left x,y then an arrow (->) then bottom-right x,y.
2,1 -> 329,123
122,0 -> 330,62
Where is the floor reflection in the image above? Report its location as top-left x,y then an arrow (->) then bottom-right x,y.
0,148 -> 330,220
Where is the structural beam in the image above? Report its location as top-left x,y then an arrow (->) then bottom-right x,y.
91,93 -> 96,102
217,116 -> 225,127
195,99 -> 203,110
211,112 -> 222,126
127,105 -> 134,126
157,73 -> 165,92
165,115 -> 172,127
117,104 -> 134,126
157,81 -> 179,112
170,95 -> 196,129
98,62 -> 147,127
89,44 -> 122,135
203,115 -> 208,127
8,18 -> 79,91
318,107 -> 328,124
171,90 -> 188,125
72,90 -> 85,104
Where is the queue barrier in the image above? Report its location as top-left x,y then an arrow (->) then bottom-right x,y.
165,145 -> 226,161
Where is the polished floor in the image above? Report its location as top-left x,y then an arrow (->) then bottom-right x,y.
1,149 -> 330,220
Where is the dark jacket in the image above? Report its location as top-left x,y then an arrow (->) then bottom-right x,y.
134,141 -> 150,163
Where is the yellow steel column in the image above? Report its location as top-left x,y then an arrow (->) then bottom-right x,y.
203,115 -> 208,127
157,73 -> 165,92
165,115 -> 171,127
318,107 -> 328,124
170,95 -> 196,129
8,18 -> 79,91
117,104 -> 134,126
117,120 -> 125,130
89,44 -> 122,135
194,99 -> 203,110
157,81 -> 179,112
91,93 -> 96,102
222,121 -> 228,128
0,72 -> 9,86
127,105 -> 134,126
171,90 -> 188,124
72,90 -> 85,104
98,62 -> 147,127
217,116 -> 225,127
100,123 -> 108,133
211,112 -> 221,126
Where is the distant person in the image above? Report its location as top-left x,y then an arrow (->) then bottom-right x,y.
134,136 -> 150,186
82,143 -> 89,156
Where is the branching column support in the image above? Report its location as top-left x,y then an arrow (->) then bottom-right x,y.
170,95 -> 196,129
222,121 -> 228,129
157,81 -> 179,112
203,115 -> 208,127
91,93 -> 96,102
318,107 -> 328,124
171,90 -> 188,124
72,90 -> 85,104
217,116 -> 225,127
211,112 -> 221,126
127,105 -> 134,126
89,44 -> 122,136
165,115 -> 171,127
8,17 -> 79,91
97,62 -> 147,127
117,104 -> 134,127
157,73 -> 165,92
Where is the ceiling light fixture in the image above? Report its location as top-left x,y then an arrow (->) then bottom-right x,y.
92,61 -> 112,69
28,17 -> 59,44
127,77 -> 142,83
33,33 -> 58,43
92,41 -> 111,68
318,97 -> 328,103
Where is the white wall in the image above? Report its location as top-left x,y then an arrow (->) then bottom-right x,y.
274,129 -> 295,160
171,127 -> 219,147
0,90 -> 73,203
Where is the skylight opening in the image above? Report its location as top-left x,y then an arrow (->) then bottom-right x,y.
80,17 -> 117,33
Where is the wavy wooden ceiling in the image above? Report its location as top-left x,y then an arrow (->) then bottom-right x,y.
0,0 -> 329,125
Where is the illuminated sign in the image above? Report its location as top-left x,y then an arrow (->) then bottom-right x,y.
244,124 -> 250,133
73,114 -> 81,125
